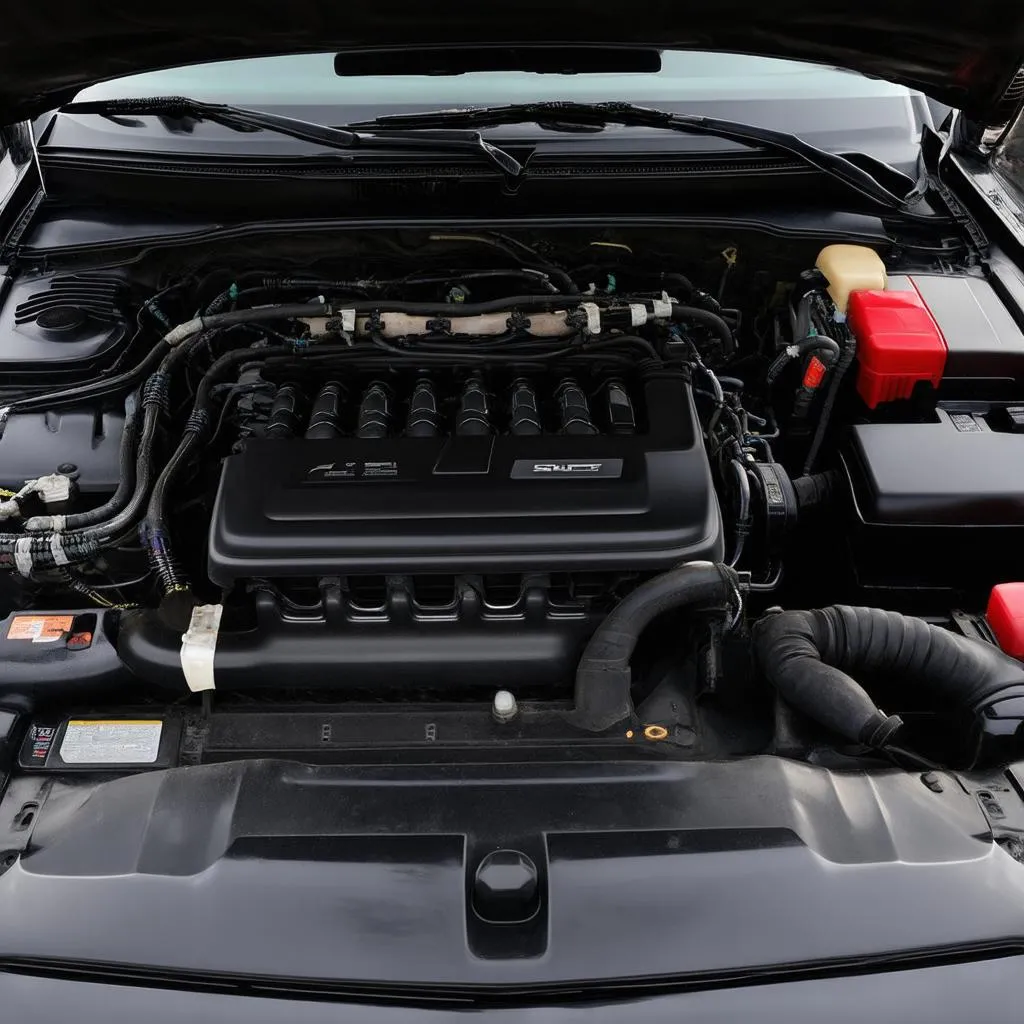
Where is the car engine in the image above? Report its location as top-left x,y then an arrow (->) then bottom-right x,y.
4,228 -> 1024,774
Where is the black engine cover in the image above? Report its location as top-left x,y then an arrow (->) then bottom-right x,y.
208,377 -> 722,583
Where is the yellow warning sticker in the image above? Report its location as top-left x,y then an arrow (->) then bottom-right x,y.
7,615 -> 74,643
60,720 -> 163,764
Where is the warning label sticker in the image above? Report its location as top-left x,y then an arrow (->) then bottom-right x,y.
59,720 -> 163,764
27,724 -> 57,765
7,615 -> 74,643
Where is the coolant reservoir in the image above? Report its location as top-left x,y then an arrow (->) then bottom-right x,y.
815,244 -> 887,315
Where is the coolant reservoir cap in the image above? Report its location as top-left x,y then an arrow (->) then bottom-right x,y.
815,244 -> 887,315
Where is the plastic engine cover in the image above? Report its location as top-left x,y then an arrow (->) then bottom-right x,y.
208,376 -> 723,582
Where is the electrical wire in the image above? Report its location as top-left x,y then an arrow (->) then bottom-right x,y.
72,569 -> 154,591
427,233 -> 578,294
390,268 -> 559,294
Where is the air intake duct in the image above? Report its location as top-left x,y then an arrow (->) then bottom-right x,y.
753,605 -> 1024,768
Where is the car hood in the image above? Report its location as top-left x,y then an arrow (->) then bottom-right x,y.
3,756 -> 1023,990
1,1 -> 1024,127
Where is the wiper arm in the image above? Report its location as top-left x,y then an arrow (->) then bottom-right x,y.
351,101 -> 925,215
60,96 -> 525,182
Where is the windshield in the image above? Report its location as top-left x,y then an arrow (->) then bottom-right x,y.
76,51 -> 910,112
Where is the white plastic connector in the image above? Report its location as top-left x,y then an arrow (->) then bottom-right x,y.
163,317 -> 205,347
13,537 -> 32,577
652,292 -> 674,319
29,473 -> 73,505
180,604 -> 223,692
629,303 -> 648,327
579,302 -> 601,336
49,533 -> 69,566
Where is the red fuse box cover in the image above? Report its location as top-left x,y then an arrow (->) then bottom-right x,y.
848,286 -> 947,408
987,583 -> 1024,659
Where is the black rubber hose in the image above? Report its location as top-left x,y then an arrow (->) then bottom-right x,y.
92,330 -> 219,543
146,347 -> 267,531
1,407 -> 162,569
0,373 -> 167,564
206,280 -> 372,314
3,329 -> 239,567
368,333 -> 583,366
571,562 -> 739,732
399,269 -> 560,294
659,271 -> 696,296
25,390 -> 141,532
792,470 -> 840,512
3,340 -> 170,415
593,333 -> 659,360
4,301 -> 322,416
0,311 -> 309,569
670,305 -> 736,356
143,346 -> 280,593
789,274 -> 828,339
144,428 -> 205,534
143,425 -> 205,594
94,407 -> 162,542
753,605 -> 1024,750
198,302 -> 327,328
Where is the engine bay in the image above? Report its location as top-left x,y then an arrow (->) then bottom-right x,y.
4,226 -> 1024,777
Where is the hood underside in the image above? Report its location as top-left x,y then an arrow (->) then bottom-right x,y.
2,1 -> 1024,126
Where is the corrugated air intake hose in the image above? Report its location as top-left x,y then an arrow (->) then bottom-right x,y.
753,605 -> 1024,762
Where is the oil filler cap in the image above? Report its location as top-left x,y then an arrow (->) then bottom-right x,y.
473,850 -> 539,923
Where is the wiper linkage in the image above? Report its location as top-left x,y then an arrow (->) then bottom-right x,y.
61,96 -> 525,183
351,100 -> 928,215
62,97 -> 929,212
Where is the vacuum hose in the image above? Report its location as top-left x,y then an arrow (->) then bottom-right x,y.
753,605 -> 1024,750
571,561 -> 739,732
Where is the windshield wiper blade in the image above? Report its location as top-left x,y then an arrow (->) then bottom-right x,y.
351,100 -> 925,214
60,96 -> 525,182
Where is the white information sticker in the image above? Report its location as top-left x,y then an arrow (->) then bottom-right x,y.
59,720 -> 163,765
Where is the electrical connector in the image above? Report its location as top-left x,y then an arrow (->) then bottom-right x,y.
28,473 -> 74,506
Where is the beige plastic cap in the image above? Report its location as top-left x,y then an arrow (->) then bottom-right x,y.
815,244 -> 887,315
